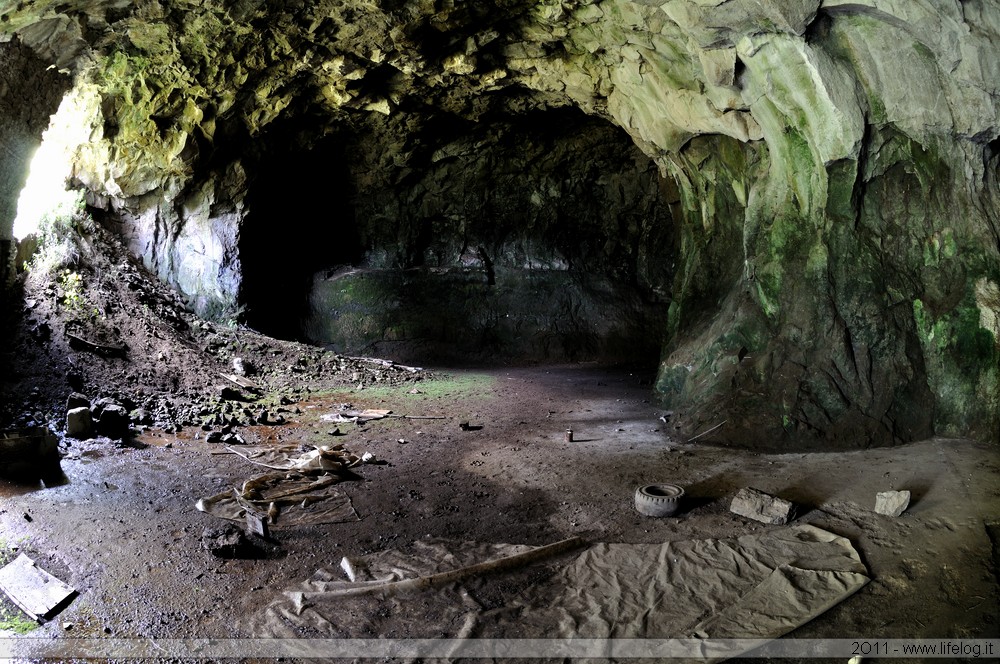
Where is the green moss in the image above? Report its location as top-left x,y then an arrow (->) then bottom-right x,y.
806,241 -> 829,278
655,364 -> 690,398
755,266 -> 782,319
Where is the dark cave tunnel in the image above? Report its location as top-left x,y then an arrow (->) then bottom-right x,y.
236,106 -> 677,366
239,128 -> 363,341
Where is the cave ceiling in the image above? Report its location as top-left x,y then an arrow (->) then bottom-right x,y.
2,1 -> 1000,448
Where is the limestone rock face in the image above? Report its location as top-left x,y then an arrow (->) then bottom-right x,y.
1,0 -> 998,447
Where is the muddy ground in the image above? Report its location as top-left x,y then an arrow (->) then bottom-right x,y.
0,226 -> 998,663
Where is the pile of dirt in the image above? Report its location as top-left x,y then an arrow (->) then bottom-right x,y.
0,222 -> 426,440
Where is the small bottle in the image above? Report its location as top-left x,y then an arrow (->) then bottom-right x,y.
565,429 -> 574,443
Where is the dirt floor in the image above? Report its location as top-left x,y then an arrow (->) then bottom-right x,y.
0,226 -> 998,662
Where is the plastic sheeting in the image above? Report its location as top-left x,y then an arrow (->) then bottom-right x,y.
248,525 -> 868,659
196,445 -> 361,527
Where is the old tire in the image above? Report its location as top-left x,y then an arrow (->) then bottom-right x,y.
635,483 -> 684,517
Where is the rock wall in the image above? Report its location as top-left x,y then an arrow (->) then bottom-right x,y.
2,0 -> 998,446
654,3 -> 1000,448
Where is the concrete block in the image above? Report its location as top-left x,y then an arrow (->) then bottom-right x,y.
730,487 -> 795,525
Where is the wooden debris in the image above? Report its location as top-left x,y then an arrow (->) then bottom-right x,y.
0,554 -> 76,621
345,356 -> 423,373
66,333 -> 126,358
220,373 -> 262,393
331,536 -> 584,599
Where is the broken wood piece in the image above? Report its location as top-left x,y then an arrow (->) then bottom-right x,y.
220,373 -> 262,393
66,333 -> 126,358
322,536 -> 585,600
0,554 -> 76,621
346,356 -> 423,373
245,508 -> 270,540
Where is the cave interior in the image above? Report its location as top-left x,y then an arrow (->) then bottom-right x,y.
0,0 -> 998,655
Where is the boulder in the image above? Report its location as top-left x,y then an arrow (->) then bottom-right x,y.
66,392 -> 90,411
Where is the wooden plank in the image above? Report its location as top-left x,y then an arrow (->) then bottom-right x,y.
220,373 -> 262,392
0,554 -> 76,621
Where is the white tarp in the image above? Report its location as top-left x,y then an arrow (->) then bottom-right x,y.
248,525 -> 869,660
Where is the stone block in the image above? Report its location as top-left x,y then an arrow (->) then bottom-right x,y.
875,490 -> 910,517
730,487 -> 795,525
65,407 -> 92,438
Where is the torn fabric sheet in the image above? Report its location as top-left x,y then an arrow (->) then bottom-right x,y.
322,409 -> 392,424
226,444 -> 360,471
196,472 -> 359,527
248,525 -> 868,662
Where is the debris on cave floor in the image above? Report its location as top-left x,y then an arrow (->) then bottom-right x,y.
196,444 -> 365,528
729,486 -> 797,525
200,524 -> 278,560
196,472 -> 360,528
224,443 -> 361,472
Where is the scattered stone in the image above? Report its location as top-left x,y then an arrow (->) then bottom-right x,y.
130,408 -> 151,425
875,490 -> 910,517
232,357 -> 253,376
730,487 -> 795,525
0,553 -> 76,621
65,407 -> 93,438
205,431 -> 223,443
96,405 -> 129,439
